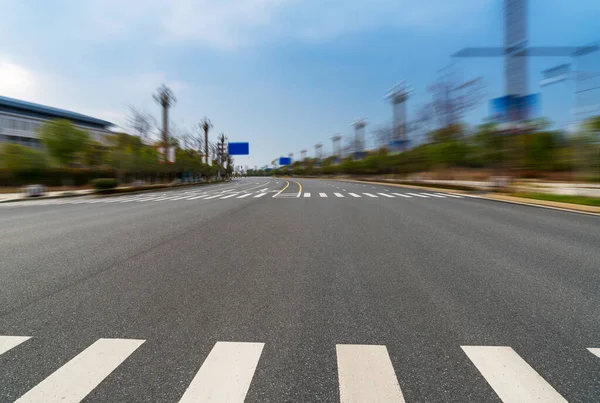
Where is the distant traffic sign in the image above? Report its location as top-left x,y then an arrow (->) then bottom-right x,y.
228,142 -> 250,155
279,157 -> 292,166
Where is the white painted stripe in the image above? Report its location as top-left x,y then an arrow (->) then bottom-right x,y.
438,192 -> 463,198
461,346 -> 567,403
220,194 -> 239,199
304,193 -> 311,198
377,193 -> 394,198
0,336 -> 30,356
16,338 -> 145,403
319,193 -> 328,198
391,193 -> 411,198
237,194 -> 252,199
363,193 -> 378,198
348,193 -> 361,198
588,348 -> 600,358
178,342 -> 264,403
336,344 -> 405,403
170,195 -> 197,201
204,195 -> 221,200
334,193 -> 345,198
254,193 -> 267,198
407,193 -> 428,198
187,194 -> 209,200
426,193 -> 445,198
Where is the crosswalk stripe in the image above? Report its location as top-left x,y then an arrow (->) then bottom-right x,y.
187,194 -> 209,200
0,336 -> 30,356
336,344 -> 405,403
407,193 -> 428,198
15,338 -> 145,403
438,192 -> 463,198
237,194 -> 252,199
178,342 -> 264,403
348,193 -> 361,198
319,193 -> 328,198
392,193 -> 411,198
587,348 -> 600,358
304,193 -> 311,198
254,193 -> 267,198
426,193 -> 446,198
461,346 -> 567,403
220,194 -> 239,199
363,193 -> 378,198
334,193 -> 345,198
377,193 -> 395,198
204,195 -> 221,200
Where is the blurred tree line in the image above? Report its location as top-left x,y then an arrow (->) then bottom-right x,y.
249,115 -> 600,182
0,83 -> 234,187
0,118 -> 227,187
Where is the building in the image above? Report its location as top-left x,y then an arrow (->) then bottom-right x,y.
0,95 -> 115,149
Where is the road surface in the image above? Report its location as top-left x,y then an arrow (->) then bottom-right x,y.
1,177 -> 599,402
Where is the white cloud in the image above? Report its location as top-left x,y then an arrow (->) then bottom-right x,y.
0,59 -> 36,100
57,0 -> 491,49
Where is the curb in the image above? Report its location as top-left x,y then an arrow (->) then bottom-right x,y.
0,181 -> 230,204
310,177 -> 600,216
0,192 -> 92,204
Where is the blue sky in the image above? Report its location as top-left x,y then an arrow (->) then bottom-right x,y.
1,0 -> 599,167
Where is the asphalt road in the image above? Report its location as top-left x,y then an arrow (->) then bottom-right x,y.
1,177 -> 599,402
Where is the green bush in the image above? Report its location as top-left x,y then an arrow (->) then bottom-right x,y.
91,178 -> 119,190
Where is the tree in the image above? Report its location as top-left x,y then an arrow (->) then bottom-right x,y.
153,84 -> 177,161
427,66 -> 484,128
0,143 -> 47,172
126,106 -> 156,144
39,119 -> 90,166
199,117 -> 213,164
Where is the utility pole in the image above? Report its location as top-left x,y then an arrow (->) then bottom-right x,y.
331,134 -> 342,161
453,0 -> 598,127
314,143 -> 323,161
351,118 -> 367,160
200,117 -> 213,165
153,84 -> 177,162
217,133 -> 227,178
385,82 -> 413,152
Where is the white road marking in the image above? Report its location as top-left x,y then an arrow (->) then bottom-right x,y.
319,193 -> 328,198
426,193 -> 445,198
377,193 -> 394,198
348,193 -> 361,198
203,195 -> 221,200
187,194 -> 209,200
336,344 -> 405,403
304,193 -> 311,198
237,194 -> 252,198
587,348 -> 600,358
15,338 -> 145,403
461,346 -> 567,403
254,193 -> 267,198
392,193 -> 411,198
220,194 -> 239,199
438,192 -> 464,198
334,193 -> 345,198
178,342 -> 264,403
407,193 -> 428,198
0,336 -> 30,356
363,193 -> 378,198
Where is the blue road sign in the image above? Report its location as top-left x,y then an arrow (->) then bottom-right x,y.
490,94 -> 540,123
228,142 -> 250,155
279,157 -> 292,166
